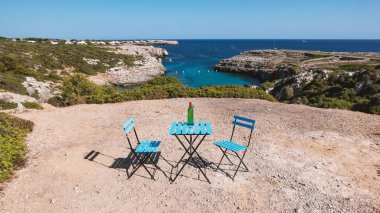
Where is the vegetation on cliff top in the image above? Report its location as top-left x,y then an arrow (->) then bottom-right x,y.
0,39 -> 140,94
49,75 -> 276,106
0,113 -> 34,184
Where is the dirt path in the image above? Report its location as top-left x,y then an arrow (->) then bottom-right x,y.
1,98 -> 379,212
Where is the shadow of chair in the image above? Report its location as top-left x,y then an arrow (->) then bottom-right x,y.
110,152 -> 161,170
84,150 -> 164,179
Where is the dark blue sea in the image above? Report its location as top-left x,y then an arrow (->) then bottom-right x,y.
158,40 -> 380,87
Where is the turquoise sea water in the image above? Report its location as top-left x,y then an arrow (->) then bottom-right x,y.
158,39 -> 380,88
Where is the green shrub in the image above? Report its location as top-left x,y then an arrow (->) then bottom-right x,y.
59,74 -> 101,105
303,53 -> 330,61
0,101 -> 17,110
0,72 -> 27,95
0,113 -> 33,183
260,81 -> 274,91
313,97 -> 355,110
47,96 -> 64,107
271,66 -> 380,115
22,102 -> 43,110
54,75 -> 276,106
280,86 -> 294,100
369,59 -> 380,63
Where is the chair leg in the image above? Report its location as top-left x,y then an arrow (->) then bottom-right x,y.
215,148 -> 249,180
146,153 -> 169,180
221,148 -> 234,165
128,153 -> 146,178
234,152 -> 249,172
139,154 -> 156,180
129,152 -> 156,180
231,160 -> 243,181
215,148 -> 228,171
231,151 -> 248,180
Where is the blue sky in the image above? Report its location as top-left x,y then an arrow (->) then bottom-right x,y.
0,0 -> 379,39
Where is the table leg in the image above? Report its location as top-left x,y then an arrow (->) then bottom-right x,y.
183,135 -> 208,168
171,135 -> 210,183
172,135 -> 193,169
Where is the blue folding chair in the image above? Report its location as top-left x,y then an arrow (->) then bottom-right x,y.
122,117 -> 161,180
214,115 -> 256,180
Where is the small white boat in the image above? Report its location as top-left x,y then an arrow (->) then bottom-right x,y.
169,58 -> 172,62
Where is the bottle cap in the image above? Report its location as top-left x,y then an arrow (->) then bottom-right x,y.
189,102 -> 192,106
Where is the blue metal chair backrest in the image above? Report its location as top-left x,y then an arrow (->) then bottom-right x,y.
232,115 -> 256,130
122,117 -> 141,149
231,115 -> 256,147
122,117 -> 135,135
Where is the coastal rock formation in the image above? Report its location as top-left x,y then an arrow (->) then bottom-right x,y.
215,50 -> 377,82
216,50 -> 380,114
91,44 -> 168,85
215,50 -> 299,81
113,44 -> 169,57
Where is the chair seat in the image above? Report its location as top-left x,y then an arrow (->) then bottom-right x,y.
214,140 -> 247,152
135,141 -> 161,153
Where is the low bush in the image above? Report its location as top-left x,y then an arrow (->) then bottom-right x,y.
271,68 -> 380,115
0,101 -> 17,110
0,101 -> 43,110
22,102 -> 43,110
0,113 -> 33,183
49,74 -> 277,107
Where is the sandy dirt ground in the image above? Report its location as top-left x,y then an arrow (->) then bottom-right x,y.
0,98 -> 379,212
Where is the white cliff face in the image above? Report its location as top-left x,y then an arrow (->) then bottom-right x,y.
90,44 -> 168,85
113,44 -> 168,57
106,56 -> 166,84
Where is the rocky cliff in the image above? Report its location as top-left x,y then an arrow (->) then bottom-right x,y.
89,44 -> 168,85
215,50 -> 380,82
215,50 -> 380,114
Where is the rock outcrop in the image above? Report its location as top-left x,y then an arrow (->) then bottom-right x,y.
0,91 -> 38,103
90,44 -> 168,85
22,77 -> 59,102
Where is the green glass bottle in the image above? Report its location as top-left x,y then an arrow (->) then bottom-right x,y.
187,102 -> 194,125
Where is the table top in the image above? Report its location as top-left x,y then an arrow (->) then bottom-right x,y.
169,122 -> 212,135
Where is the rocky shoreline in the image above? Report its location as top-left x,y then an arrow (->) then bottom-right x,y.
215,50 -> 380,82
